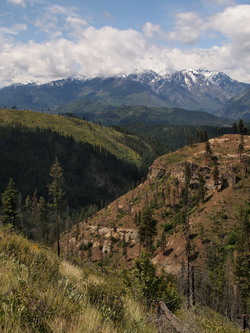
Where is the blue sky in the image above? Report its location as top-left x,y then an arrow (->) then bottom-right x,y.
0,0 -> 250,86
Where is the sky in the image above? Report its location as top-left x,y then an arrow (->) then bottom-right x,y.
0,0 -> 250,87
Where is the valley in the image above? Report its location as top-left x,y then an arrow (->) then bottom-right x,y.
0,69 -> 249,333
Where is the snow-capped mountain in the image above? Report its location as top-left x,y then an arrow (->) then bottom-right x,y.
0,69 -> 249,116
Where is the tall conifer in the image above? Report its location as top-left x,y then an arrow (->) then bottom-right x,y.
48,157 -> 65,256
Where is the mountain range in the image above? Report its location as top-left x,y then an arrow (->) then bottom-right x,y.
0,69 -> 249,120
218,87 -> 250,120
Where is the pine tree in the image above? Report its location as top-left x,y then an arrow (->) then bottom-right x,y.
138,206 -> 157,252
238,119 -> 244,134
1,178 -> 19,226
232,122 -> 238,133
36,196 -> 48,243
213,164 -> 220,191
234,207 -> 250,313
48,157 -> 65,256
197,172 -> 206,205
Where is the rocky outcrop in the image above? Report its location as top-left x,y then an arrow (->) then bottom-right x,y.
60,134 -> 250,272
148,155 -> 242,192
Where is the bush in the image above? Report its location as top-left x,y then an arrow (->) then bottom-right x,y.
133,252 -> 181,311
163,222 -> 173,232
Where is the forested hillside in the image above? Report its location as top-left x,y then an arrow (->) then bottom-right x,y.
0,108 -> 154,167
0,108 -> 159,248
61,104 -> 229,127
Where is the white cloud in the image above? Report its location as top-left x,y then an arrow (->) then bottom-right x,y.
143,12 -> 205,44
143,22 -> 165,38
0,23 -> 27,35
210,5 -> 250,46
48,5 -> 77,16
6,0 -> 45,7
66,16 -> 89,38
33,5 -> 89,38
169,11 -> 205,44
7,0 -> 26,7
0,5 -> 250,86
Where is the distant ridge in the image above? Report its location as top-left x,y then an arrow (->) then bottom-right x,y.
0,69 -> 248,116
218,87 -> 250,120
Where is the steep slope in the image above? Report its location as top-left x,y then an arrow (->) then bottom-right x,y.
0,108 -> 156,214
0,108 -> 153,167
0,230 -> 244,333
218,88 -> 250,120
60,134 -> 250,316
60,134 -> 250,264
0,231 -> 158,333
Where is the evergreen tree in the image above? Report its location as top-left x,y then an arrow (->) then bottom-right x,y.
234,207 -> 250,313
48,157 -> 65,256
238,119 -> 244,134
138,206 -> 157,252
213,164 -> 220,191
197,172 -> 206,205
36,196 -> 48,243
1,178 -> 19,226
232,122 -> 238,133
182,162 -> 191,206
134,252 -> 181,310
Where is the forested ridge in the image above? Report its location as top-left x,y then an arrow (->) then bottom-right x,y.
0,122 -> 149,246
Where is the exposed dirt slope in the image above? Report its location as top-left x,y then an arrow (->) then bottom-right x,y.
60,134 -> 250,273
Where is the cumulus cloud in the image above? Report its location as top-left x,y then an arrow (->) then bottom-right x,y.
143,12 -> 205,44
210,5 -> 250,47
143,22 -> 164,38
0,4 -> 250,86
169,11 -> 205,44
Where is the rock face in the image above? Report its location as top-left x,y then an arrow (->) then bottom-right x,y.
149,156 -> 241,192
61,221 -> 139,265
60,134 -> 250,273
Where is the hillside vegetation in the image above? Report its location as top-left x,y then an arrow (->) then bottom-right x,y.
0,230 -> 159,333
60,104 -> 229,127
219,88 -> 250,120
0,227 -> 246,332
0,108 -> 157,249
0,108 -> 153,167
60,134 -> 250,327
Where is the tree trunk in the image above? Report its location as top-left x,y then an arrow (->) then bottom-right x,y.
157,301 -> 196,333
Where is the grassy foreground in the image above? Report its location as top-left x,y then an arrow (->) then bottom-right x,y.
0,230 -> 157,333
0,230 -> 245,333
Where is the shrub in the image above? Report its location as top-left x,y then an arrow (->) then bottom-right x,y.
133,252 -> 181,311
163,222 -> 173,232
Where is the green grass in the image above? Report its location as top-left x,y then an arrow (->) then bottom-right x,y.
0,108 -> 144,167
0,229 -> 246,333
0,229 -> 157,333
